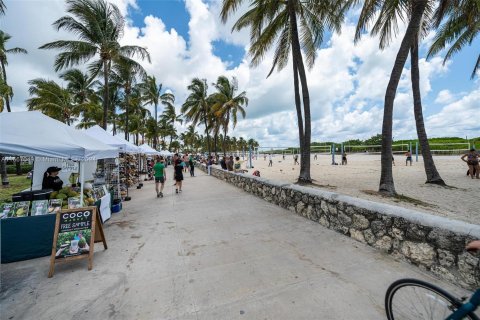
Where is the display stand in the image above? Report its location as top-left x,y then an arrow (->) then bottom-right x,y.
119,153 -> 141,199
104,158 -> 121,201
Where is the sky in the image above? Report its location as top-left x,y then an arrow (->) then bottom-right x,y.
1,0 -> 479,148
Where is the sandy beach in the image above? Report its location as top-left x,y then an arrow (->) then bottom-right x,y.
237,154 -> 479,225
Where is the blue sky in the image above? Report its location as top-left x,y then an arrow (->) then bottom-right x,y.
2,0 -> 479,146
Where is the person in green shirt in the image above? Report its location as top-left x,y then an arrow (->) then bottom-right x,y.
153,156 -> 166,198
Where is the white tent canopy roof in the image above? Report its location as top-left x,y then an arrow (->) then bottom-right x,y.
84,125 -> 127,152
138,143 -> 160,155
0,111 -> 118,160
84,125 -> 140,153
159,150 -> 173,156
113,135 -> 141,153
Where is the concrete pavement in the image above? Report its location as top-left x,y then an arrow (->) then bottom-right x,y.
0,169 -> 474,319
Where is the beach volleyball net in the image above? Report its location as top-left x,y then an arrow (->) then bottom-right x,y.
311,145 -> 332,154
427,143 -> 471,155
343,144 -> 409,154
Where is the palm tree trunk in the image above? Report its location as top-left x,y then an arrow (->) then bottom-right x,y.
15,156 -> 21,175
1,60 -> 11,112
125,95 -> 130,141
411,37 -> 445,185
203,111 -> 211,156
1,155 -> 9,186
288,0 -> 311,183
153,103 -> 158,149
379,0 -> 427,195
102,60 -> 109,130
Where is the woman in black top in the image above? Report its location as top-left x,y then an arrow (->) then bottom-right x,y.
42,166 -> 63,191
174,159 -> 184,194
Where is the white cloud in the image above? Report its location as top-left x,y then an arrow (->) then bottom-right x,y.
435,90 -> 454,104
2,0 -> 478,147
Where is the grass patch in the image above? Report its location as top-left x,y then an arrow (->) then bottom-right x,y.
0,175 -> 31,203
361,189 -> 437,208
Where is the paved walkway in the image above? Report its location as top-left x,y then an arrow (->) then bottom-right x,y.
0,170 -> 472,319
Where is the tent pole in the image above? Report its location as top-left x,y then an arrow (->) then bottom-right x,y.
79,161 -> 85,205
31,157 -> 35,191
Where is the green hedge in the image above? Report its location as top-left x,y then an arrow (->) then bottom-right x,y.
6,164 -> 33,174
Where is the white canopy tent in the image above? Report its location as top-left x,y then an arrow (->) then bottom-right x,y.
0,111 -> 119,205
113,135 -> 141,154
159,150 -> 173,156
0,112 -> 118,160
84,125 -> 128,152
138,143 -> 160,155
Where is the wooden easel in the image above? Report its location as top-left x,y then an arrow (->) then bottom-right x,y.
48,207 -> 107,278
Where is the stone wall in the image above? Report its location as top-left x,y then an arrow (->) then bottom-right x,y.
198,164 -> 480,290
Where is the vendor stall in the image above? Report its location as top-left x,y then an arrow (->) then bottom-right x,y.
0,111 -> 118,263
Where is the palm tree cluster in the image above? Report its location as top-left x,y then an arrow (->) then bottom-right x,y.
221,0 -> 479,194
181,76 -> 249,156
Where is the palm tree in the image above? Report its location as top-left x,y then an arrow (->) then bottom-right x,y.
354,0 -> 429,195
181,78 -> 212,155
60,68 -> 99,105
27,79 -> 77,125
428,0 -> 479,79
354,1 -> 445,186
221,0 -> 344,183
0,76 -> 12,113
211,76 -> 248,156
410,35 -> 445,185
0,30 -> 28,112
247,138 -> 259,150
160,97 -> 182,126
39,0 -> 150,129
110,58 -> 147,141
140,76 -> 162,149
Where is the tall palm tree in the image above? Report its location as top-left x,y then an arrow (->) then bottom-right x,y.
355,1 -> 445,185
181,78 -> 212,155
221,0 -> 344,183
140,76 -> 162,149
0,30 -> 27,179
39,0 -> 150,129
211,76 -> 248,156
27,79 -> 77,125
428,0 -> 479,79
160,97 -> 182,126
354,0 -> 429,195
110,57 -> 147,141
0,30 -> 27,112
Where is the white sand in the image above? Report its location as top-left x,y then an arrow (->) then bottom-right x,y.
244,154 -> 479,225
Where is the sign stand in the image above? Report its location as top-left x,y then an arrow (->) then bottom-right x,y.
48,207 -> 107,278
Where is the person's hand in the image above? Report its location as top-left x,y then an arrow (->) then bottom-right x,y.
466,240 -> 480,252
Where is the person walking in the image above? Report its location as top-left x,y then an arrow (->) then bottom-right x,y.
153,156 -> 166,198
174,159 -> 184,193
268,154 -> 273,167
189,154 -> 195,177
294,154 -> 299,165
207,156 -> 213,175
314,153 -> 317,160
461,148 -> 479,179
342,153 -> 347,165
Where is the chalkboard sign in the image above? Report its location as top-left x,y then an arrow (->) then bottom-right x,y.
48,207 -> 107,277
